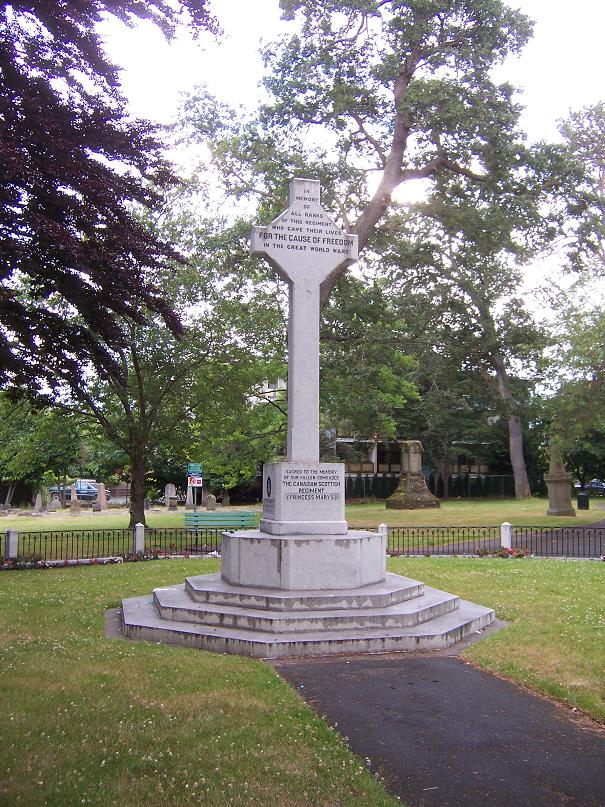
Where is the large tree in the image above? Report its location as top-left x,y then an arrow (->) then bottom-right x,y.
57,210 -> 286,526
0,1 -> 214,391
559,102 -> 605,275
181,0 -> 566,497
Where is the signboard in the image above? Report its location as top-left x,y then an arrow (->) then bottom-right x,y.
188,462 -> 203,475
187,475 -> 203,488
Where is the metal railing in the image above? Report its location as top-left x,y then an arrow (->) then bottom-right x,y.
3,523 -> 605,565
512,526 -> 605,558
15,528 -> 134,561
145,527 -> 222,556
388,526 -> 500,556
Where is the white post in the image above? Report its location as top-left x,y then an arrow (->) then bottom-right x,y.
500,522 -> 512,550
134,523 -> 145,555
6,529 -> 18,559
378,523 -> 388,537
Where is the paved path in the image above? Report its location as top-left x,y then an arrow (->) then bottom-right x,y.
274,653 -> 605,807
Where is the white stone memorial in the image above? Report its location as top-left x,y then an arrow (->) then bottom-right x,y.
121,178 -> 494,657
164,483 -> 176,509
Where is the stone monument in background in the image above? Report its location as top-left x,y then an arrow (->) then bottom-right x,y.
544,443 -> 575,517
164,483 -> 176,509
96,482 -> 108,510
70,484 -> 80,514
121,178 -> 494,657
386,440 -> 440,509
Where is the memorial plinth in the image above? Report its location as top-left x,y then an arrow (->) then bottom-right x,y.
386,441 -> 440,510
544,444 -> 575,517
121,178 -> 494,657
260,462 -> 347,535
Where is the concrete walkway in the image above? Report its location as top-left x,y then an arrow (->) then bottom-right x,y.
274,652 -> 605,807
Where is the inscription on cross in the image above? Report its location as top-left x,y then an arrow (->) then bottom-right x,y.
251,178 -> 358,462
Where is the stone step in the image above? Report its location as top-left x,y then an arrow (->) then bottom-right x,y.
184,572 -> 424,611
121,594 -> 495,659
153,583 -> 458,633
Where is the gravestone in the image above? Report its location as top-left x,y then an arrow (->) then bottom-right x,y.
70,485 -> 81,515
121,178 -> 495,656
386,440 -> 440,509
164,483 -> 176,508
222,490 -> 230,506
33,492 -> 44,513
185,485 -> 194,508
96,482 -> 108,510
544,443 -> 575,517
206,493 -> 217,511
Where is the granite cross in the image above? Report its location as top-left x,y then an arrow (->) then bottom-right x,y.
251,178 -> 358,463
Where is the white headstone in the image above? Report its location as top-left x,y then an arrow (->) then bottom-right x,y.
33,492 -> 44,513
164,483 -> 176,508
251,178 -> 358,535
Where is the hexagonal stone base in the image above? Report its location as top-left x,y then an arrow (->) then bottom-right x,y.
221,529 -> 386,590
121,570 -> 495,659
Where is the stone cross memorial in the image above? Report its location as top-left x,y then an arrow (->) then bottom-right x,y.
251,178 -> 358,536
121,177 -> 495,658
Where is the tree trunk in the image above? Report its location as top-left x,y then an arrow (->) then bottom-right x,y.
441,455 -> 450,499
4,481 -> 15,507
491,353 -> 531,499
129,446 -> 147,528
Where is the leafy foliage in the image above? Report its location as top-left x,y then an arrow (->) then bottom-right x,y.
559,102 -> 605,274
0,1 -> 214,391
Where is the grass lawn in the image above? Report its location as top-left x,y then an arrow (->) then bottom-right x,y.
1,497 -> 602,533
390,556 -> 605,722
0,559 -> 397,807
347,498 -> 602,528
1,558 -> 603,806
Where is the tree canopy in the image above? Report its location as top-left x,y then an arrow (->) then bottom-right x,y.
0,1 -> 214,392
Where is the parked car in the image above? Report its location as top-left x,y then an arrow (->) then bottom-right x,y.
574,479 -> 605,494
48,480 -> 111,502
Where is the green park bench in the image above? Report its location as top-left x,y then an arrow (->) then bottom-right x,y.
184,511 -> 258,530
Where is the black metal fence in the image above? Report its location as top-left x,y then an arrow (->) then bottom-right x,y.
387,525 -> 605,558
145,527 -> 222,556
7,526 -> 230,562
15,528 -> 134,561
512,526 -> 605,559
388,526 -> 500,556
345,475 -> 399,499
4,524 -> 605,564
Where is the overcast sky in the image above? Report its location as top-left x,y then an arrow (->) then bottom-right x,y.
99,1 -> 605,301
100,0 -> 605,143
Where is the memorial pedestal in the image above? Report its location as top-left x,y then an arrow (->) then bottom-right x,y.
260,462 -> 348,535
221,529 -> 385,590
